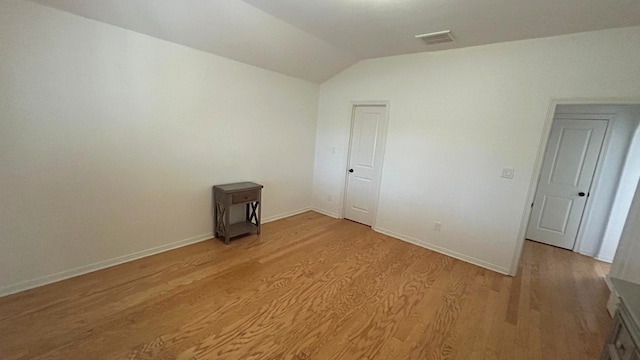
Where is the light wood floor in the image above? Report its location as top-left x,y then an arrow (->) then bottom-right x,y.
0,211 -> 612,360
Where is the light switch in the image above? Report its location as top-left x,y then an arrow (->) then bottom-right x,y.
501,167 -> 515,179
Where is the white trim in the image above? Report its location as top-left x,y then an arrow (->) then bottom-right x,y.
577,248 -> 614,262
261,207 -> 312,223
374,226 -> 510,275
510,97 -> 640,276
310,207 -> 342,219
0,207 -> 316,298
577,249 -> 598,258
0,232 -> 213,298
595,254 -> 614,263
509,101 -> 558,275
341,101 -> 390,228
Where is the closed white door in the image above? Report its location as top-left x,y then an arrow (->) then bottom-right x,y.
526,117 -> 608,249
344,105 -> 388,226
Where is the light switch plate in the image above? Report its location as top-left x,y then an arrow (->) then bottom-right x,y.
501,167 -> 515,179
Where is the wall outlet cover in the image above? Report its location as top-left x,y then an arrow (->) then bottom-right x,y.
501,167 -> 515,179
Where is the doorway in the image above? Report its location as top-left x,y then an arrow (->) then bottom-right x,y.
525,104 -> 640,257
343,104 -> 389,226
526,115 -> 609,249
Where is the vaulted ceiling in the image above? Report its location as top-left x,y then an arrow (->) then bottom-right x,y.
29,0 -> 640,83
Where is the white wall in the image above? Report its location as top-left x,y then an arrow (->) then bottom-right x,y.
610,178 -> 640,284
0,1 -> 319,294
312,26 -> 640,274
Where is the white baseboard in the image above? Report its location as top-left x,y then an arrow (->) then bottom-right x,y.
0,207 -> 322,298
576,249 -> 597,258
575,248 -> 613,264
595,254 -> 614,263
309,207 -> 341,219
373,226 -> 511,275
262,207 -> 312,223
0,232 -> 213,298
578,248 -> 613,263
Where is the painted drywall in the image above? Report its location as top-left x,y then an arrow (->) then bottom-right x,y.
553,105 -> 640,260
312,26 -> 640,274
599,121 -> 640,262
610,177 -> 640,284
0,0 -> 319,294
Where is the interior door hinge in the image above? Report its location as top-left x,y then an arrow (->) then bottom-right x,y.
531,202 -> 534,208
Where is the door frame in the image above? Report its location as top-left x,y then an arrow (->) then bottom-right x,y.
509,97 -> 640,276
339,101 -> 390,228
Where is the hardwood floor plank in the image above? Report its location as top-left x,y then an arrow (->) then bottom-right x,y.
0,212 -> 613,360
448,267 -> 491,360
526,309 -> 543,360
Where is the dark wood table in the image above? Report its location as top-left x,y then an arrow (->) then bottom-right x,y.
213,182 -> 263,244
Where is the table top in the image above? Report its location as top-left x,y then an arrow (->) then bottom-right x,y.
213,182 -> 263,193
611,277 -> 640,330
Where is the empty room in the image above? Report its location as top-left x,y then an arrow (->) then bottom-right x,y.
2,0 -> 640,359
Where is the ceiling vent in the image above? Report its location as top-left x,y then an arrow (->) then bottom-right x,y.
415,30 -> 455,45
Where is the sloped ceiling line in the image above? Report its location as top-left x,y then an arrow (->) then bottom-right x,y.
28,0 -> 640,83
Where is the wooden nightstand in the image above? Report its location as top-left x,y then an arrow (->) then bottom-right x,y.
213,182 -> 263,244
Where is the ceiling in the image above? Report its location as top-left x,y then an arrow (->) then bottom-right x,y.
29,0 -> 640,83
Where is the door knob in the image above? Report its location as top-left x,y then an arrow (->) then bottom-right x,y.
578,192 -> 586,197
348,169 -> 354,173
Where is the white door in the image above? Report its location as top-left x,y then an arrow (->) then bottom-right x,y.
344,105 -> 388,226
526,117 -> 608,249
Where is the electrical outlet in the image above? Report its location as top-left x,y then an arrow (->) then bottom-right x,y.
501,167 -> 515,179
434,222 -> 442,232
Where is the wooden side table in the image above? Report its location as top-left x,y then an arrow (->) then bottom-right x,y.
213,182 -> 263,244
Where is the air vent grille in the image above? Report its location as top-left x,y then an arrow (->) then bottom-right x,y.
415,30 -> 454,45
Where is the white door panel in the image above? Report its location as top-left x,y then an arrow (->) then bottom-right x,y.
526,118 -> 607,249
351,177 -> 372,211
355,115 -> 378,168
537,195 -> 573,233
550,127 -> 592,185
344,105 -> 387,226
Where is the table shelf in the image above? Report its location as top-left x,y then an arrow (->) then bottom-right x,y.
228,221 -> 258,238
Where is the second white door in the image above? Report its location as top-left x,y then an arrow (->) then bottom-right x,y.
344,105 -> 388,226
526,117 -> 608,249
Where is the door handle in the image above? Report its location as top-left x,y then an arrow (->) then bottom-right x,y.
348,169 -> 354,173
578,192 -> 586,197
